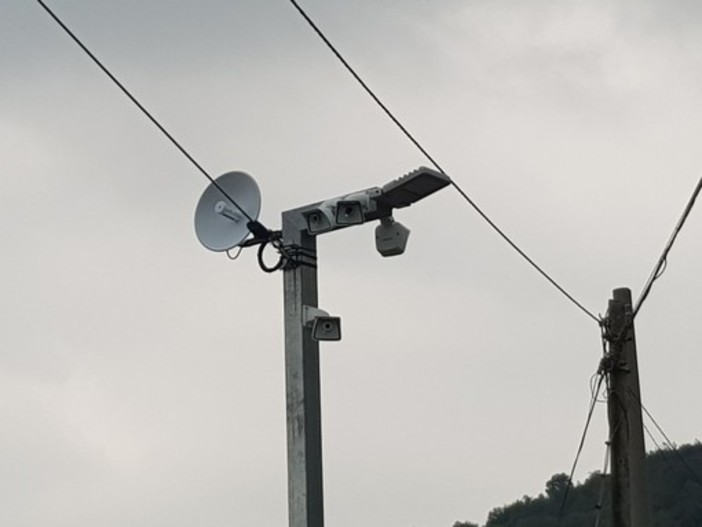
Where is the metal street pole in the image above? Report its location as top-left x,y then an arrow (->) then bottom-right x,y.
282,209 -> 324,527
605,287 -> 652,527
195,168 -> 449,527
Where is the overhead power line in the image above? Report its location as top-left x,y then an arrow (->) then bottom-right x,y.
634,175 -> 702,317
631,389 -> 702,488
641,423 -> 702,516
288,0 -> 599,324
35,0 -> 261,228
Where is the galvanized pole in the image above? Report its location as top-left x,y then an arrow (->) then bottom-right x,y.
606,287 -> 651,527
282,210 -> 324,527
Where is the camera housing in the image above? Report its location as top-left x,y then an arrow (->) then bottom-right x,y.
302,201 -> 336,234
335,191 -> 376,226
302,190 -> 382,235
303,305 -> 342,342
311,316 -> 342,341
335,201 -> 364,226
375,216 -> 410,257
296,168 -> 449,256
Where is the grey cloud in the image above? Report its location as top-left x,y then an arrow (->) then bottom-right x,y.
3,2 -> 702,526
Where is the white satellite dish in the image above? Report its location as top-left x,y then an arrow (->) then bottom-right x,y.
194,171 -> 262,251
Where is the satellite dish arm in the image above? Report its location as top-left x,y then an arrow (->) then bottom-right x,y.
247,220 -> 272,240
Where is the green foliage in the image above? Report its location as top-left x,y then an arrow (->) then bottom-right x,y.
457,442 -> 702,527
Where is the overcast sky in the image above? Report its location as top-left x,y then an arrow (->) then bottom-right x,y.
2,1 -> 702,526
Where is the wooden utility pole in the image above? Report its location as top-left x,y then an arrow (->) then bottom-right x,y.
604,287 -> 652,527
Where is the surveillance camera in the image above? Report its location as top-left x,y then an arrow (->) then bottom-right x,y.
302,201 -> 335,234
301,189 -> 384,235
311,316 -> 342,341
335,200 -> 364,226
303,305 -> 342,342
335,191 -> 378,226
375,216 -> 410,257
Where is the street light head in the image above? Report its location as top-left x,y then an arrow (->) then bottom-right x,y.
375,216 -> 410,257
297,167 -> 448,240
378,166 -> 451,209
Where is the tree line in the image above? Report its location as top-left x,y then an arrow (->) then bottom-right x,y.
452,441 -> 702,527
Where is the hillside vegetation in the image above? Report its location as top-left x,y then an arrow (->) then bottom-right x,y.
453,442 -> 702,527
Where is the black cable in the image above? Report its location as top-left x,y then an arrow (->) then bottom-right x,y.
559,370 -> 605,519
258,239 -> 287,273
590,371 -> 608,404
642,421 -> 702,515
288,0 -> 599,324
634,176 -> 702,317
36,0 -> 263,229
288,0 -> 444,174
451,183 -> 601,324
633,390 -> 702,488
642,421 -> 660,451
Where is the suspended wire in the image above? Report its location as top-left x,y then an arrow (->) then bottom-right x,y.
632,390 -> 702,488
642,421 -> 662,451
451,184 -> 601,324
589,372 -> 600,400
226,246 -> 243,260
36,0 -> 261,227
288,0 -> 599,324
562,331 -> 611,522
634,175 -> 702,317
288,0 -> 444,173
559,370 -> 605,520
589,371 -> 608,404
629,386 -> 702,512
642,421 -> 702,514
